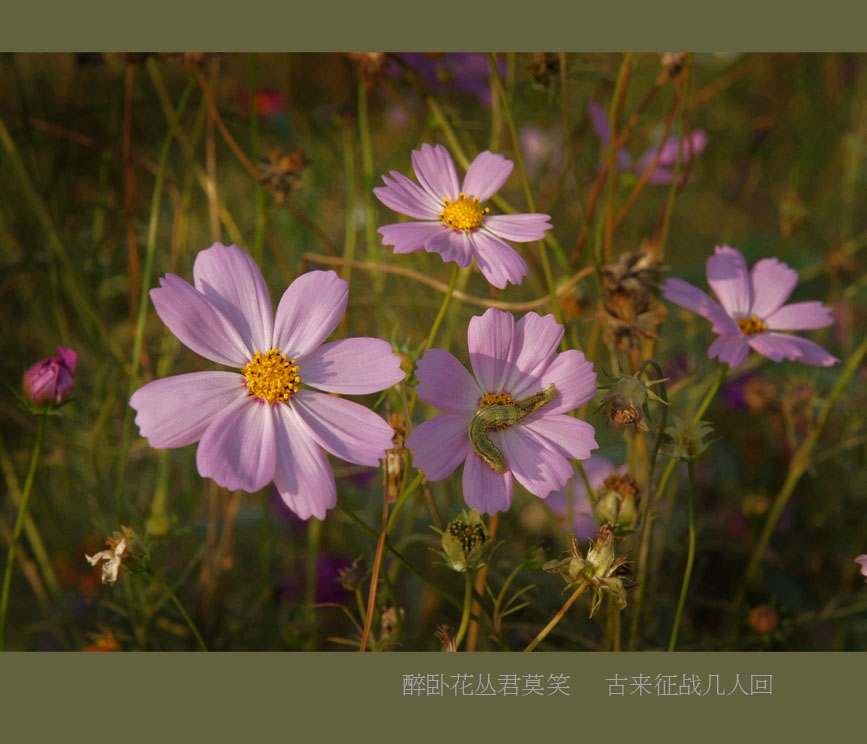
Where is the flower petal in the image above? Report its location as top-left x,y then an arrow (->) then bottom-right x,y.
522,414 -> 599,462
272,271 -> 348,358
467,308 -> 517,392
470,230 -> 529,289
374,171 -> 442,219
411,144 -> 460,201
193,242 -> 273,353
130,371 -> 248,449
461,450 -> 514,514
662,277 -> 739,335
291,389 -> 393,466
708,334 -> 750,367
150,275 -> 252,367
587,101 -> 611,144
414,349 -> 481,412
301,338 -> 404,394
483,213 -> 551,243
196,396 -> 277,493
424,229 -> 474,268
498,425 -> 573,500
748,333 -> 839,367
273,404 -> 336,520
766,301 -> 834,331
653,130 -> 708,168
706,245 -> 752,317
504,312 -> 564,395
461,151 -> 513,201
524,349 -> 597,416
405,413 -> 471,481
378,221 -> 445,254
748,257 -> 798,318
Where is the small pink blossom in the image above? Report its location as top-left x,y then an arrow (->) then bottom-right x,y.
22,347 -> 77,405
855,555 -> 867,582
374,144 -> 552,289
662,245 -> 839,368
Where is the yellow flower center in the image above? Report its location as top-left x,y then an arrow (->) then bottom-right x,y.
480,392 -> 516,407
242,349 -> 300,404
439,192 -> 489,232
737,315 -> 768,336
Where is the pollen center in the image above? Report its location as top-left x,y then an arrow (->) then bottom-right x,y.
242,349 -> 300,404
737,315 -> 768,336
439,192 -> 489,232
480,392 -> 517,407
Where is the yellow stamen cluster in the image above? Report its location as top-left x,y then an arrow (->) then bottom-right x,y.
439,192 -> 489,232
242,349 -> 300,404
737,315 -> 768,336
480,392 -> 516,407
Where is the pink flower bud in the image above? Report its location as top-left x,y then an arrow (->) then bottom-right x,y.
22,347 -> 77,405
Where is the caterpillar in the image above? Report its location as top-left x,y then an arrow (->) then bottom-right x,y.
469,383 -> 558,473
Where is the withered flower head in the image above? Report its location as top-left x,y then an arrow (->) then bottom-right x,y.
660,53 -> 687,75
256,149 -> 309,202
344,53 -> 387,89
438,508 -> 491,574
600,373 -> 666,433
85,526 -> 139,585
527,53 -> 560,89
435,624 -> 457,652
383,407 -> 407,505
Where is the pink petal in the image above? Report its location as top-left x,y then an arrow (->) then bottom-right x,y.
405,413 -> 471,481
467,308 -> 517,393
654,130 -> 708,168
379,221 -> 445,254
273,404 -> 336,520
414,349 -> 481,413
766,301 -> 834,331
748,333 -> 839,367
461,151 -> 513,201
522,414 -> 599,462
708,334 -> 750,367
462,450 -> 514,514
469,230 -> 529,289
193,243 -> 274,353
662,277 -> 738,335
505,312 -> 564,396
374,171 -> 442,219
411,144 -> 460,201
498,425 -> 573,499
291,389 -> 393,466
527,349 -> 597,416
150,274 -> 252,367
301,338 -> 404,394
707,245 -> 752,317
272,271 -> 348,358
196,396 -> 277,493
424,229 -> 473,268
130,371 -> 248,449
482,214 -> 551,243
587,101 -> 611,144
749,257 -> 798,318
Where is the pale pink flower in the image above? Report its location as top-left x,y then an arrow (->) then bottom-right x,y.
374,144 -> 552,289
130,243 -> 404,520
662,245 -> 838,368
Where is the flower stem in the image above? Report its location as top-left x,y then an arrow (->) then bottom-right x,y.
0,414 -> 46,651
150,572 -> 208,652
694,364 -> 727,424
523,580 -> 590,652
455,572 -> 474,650
668,459 -> 696,651
304,517 -> 321,626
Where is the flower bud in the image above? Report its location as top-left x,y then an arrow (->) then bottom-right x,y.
592,473 -> 641,532
600,374 -> 665,432
22,347 -> 77,406
439,508 -> 491,573
664,416 -> 713,460
749,605 -> 779,635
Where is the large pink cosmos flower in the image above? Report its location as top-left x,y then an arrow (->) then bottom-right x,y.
662,245 -> 838,368
373,144 -> 552,289
130,243 -> 405,520
406,308 -> 598,514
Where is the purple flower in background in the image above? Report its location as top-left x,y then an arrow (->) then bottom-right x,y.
22,346 -> 77,405
662,245 -> 839,368
130,243 -> 404,519
406,309 -> 598,514
374,144 -> 551,288
391,53 -> 504,105
546,455 -> 617,540
588,101 -> 707,184
855,555 -> 867,583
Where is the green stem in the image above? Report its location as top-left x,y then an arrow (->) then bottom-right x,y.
0,414 -> 45,651
248,54 -> 266,265
523,580 -> 590,652
341,123 -> 358,284
603,54 -> 633,262
385,470 -> 424,535
668,459 -> 696,651
694,364 -> 727,424
455,572 -> 474,650
150,572 -> 208,652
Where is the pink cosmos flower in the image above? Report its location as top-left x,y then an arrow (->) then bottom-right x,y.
855,555 -> 867,583
129,243 -> 404,520
662,245 -> 839,368
374,144 -> 552,289
23,346 -> 77,405
406,308 -> 598,514
546,455 -> 616,540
